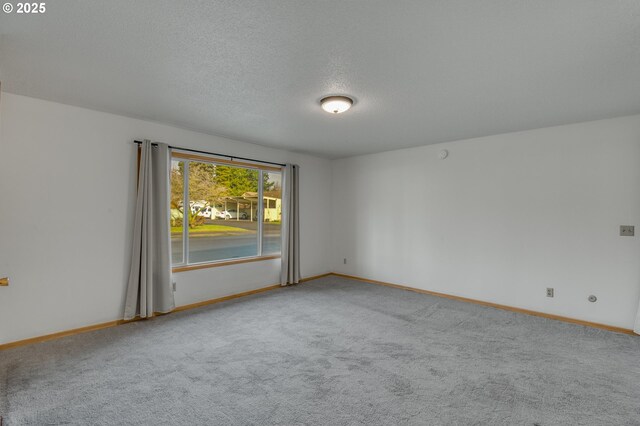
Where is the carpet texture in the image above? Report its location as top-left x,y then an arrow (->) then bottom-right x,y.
1,276 -> 639,425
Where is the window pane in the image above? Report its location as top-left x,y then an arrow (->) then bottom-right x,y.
262,171 -> 282,255
170,160 -> 184,265
188,162 -> 258,263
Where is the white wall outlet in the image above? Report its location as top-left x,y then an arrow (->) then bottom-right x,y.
172,280 -> 177,292
343,258 -> 347,264
546,288 -> 554,297
620,225 -> 634,236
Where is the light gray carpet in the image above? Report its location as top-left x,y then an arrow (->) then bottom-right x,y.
1,276 -> 639,425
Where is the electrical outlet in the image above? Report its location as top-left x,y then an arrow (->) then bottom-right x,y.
620,225 -> 634,236
546,288 -> 554,298
172,280 -> 177,292
343,258 -> 347,264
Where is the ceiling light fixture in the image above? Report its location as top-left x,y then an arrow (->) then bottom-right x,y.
320,96 -> 353,114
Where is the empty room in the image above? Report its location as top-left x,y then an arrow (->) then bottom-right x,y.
1,1 -> 640,425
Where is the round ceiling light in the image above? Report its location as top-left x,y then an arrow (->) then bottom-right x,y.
320,96 -> 353,114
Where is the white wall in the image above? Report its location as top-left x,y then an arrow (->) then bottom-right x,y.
0,93 -> 332,344
331,115 -> 640,329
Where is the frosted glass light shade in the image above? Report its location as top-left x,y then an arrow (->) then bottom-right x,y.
321,96 -> 353,114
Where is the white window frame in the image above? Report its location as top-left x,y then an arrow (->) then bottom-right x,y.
171,152 -> 282,272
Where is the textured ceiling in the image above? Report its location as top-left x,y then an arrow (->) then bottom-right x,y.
1,1 -> 640,158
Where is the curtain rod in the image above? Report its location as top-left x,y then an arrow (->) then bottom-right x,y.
133,140 -> 286,167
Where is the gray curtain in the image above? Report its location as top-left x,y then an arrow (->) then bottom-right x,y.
124,140 -> 175,320
281,164 -> 300,286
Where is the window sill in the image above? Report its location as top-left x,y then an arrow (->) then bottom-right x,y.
172,255 -> 281,273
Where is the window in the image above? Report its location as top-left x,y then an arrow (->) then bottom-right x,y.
170,153 -> 282,269
262,172 -> 282,255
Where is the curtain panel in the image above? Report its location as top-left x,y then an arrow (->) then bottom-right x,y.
281,164 -> 300,286
124,140 -> 175,320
